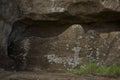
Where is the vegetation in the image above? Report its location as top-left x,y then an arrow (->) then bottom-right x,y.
67,63 -> 120,77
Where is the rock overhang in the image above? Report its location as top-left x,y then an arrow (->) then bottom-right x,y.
17,0 -> 120,23
0,0 -> 120,71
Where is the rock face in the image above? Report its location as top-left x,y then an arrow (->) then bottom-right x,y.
0,0 -> 18,70
0,0 -> 120,71
19,0 -> 120,22
8,23 -> 120,71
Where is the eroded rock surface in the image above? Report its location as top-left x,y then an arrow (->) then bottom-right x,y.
0,0 -> 120,71
19,0 -> 120,22
8,23 -> 120,71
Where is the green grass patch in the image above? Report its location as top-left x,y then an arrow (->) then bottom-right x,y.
67,63 -> 120,77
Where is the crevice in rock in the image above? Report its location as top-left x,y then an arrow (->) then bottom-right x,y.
83,21 -> 120,33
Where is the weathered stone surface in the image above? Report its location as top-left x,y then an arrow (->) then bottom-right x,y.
0,0 -> 120,71
105,32 -> 120,65
8,24 -> 120,71
0,0 -> 18,69
9,24 -> 85,70
18,0 -> 120,22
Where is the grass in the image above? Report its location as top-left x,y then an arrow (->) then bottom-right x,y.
67,63 -> 120,77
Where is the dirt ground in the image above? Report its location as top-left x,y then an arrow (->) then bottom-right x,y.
0,71 -> 120,80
